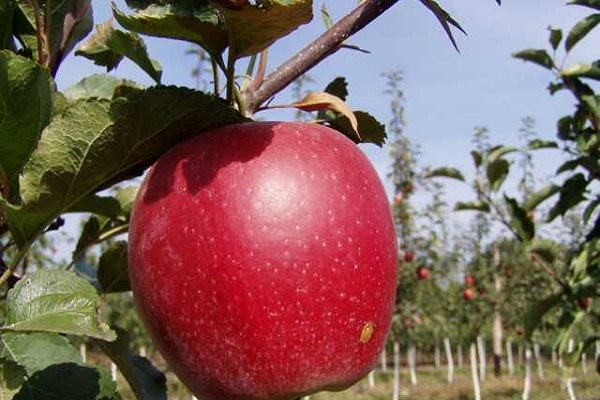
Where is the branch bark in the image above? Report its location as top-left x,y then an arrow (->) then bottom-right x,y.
241,0 -> 401,116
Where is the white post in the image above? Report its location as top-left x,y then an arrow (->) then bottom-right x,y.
139,345 -> 147,358
392,342 -> 400,400
408,344 -> 417,385
444,337 -> 454,383
533,342 -> 544,379
111,362 -> 118,382
522,346 -> 532,400
434,340 -> 441,369
551,349 -> 557,365
80,343 -> 87,364
506,339 -> 514,375
477,336 -> 486,381
582,352 -> 588,375
367,369 -> 375,388
565,377 -> 577,400
381,346 -> 388,373
470,343 -> 481,400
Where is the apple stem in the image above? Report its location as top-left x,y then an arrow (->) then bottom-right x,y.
240,0 -> 400,116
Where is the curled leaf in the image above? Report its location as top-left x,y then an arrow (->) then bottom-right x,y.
288,92 -> 359,138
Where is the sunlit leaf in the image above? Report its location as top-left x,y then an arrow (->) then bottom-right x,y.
523,184 -> 560,211
425,167 -> 465,181
565,13 -> 600,51
76,19 -> 162,83
2,269 -> 116,340
454,201 -> 490,212
0,51 -> 53,201
504,195 -> 535,241
513,49 -> 554,70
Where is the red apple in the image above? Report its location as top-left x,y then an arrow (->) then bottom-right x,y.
417,266 -> 430,281
464,275 -> 475,287
392,192 -> 403,206
128,121 -> 398,400
403,251 -> 414,263
463,288 -> 475,301
578,297 -> 591,310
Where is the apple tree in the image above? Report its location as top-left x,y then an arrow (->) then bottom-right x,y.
0,0 -> 501,398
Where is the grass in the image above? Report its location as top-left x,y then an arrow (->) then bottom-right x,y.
98,349 -> 600,400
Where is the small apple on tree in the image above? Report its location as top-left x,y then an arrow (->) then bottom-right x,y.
416,266 -> 430,280
465,275 -> 475,287
404,251 -> 415,263
463,288 -> 475,301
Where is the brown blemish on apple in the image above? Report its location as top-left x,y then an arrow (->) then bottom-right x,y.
359,322 -> 374,344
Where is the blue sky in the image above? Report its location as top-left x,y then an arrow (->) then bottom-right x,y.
53,1 -> 599,246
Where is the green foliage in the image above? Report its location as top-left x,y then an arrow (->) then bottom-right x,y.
75,20 -> 162,83
2,269 -> 116,340
0,51 -> 53,202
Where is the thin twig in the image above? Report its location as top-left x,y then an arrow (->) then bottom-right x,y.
241,0 -> 400,115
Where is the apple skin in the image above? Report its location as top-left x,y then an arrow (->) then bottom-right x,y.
416,267 -> 430,281
464,275 -> 475,287
463,288 -> 475,301
403,251 -> 414,263
128,121 -> 398,400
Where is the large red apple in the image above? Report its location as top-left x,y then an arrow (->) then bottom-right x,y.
128,121 -> 398,400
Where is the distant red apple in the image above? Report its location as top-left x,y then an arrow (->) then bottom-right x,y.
417,267 -> 430,281
392,192 -> 403,206
403,251 -> 414,263
464,275 -> 475,287
578,297 -> 591,310
463,288 -> 475,301
128,121 -> 398,400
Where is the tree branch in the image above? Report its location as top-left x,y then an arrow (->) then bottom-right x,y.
241,0 -> 401,116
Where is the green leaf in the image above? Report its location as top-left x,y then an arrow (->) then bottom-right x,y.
470,150 -> 482,168
63,74 -> 143,101
320,3 -> 333,29
0,0 -> 17,51
419,0 -> 466,51
527,241 -> 557,265
3,86 -> 247,248
113,1 -> 227,58
582,95 -> 600,121
487,145 -> 517,164
221,0 -> 313,59
12,363 -> 120,400
69,194 -> 122,218
486,158 -> 510,191
583,198 -> 600,223
0,332 -> 81,375
0,50 -> 53,201
504,195 -> 535,241
323,77 -> 348,101
569,0 -> 600,10
76,19 -> 162,83
328,111 -> 387,146
512,49 -> 554,70
549,27 -> 563,50
523,184 -> 560,211
2,269 -> 116,341
0,359 -> 25,400
16,0 -> 94,73
565,13 -> 600,51
560,63 -> 600,81
524,292 -> 562,340
425,167 -> 465,181
528,139 -> 559,150
93,329 -> 167,400
547,173 -> 588,221
454,201 -> 490,212
98,241 -> 130,293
